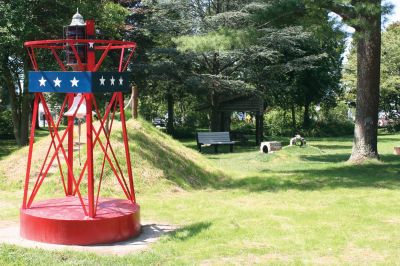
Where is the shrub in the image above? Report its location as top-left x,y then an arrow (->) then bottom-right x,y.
387,122 -> 400,133
230,120 -> 254,135
264,103 -> 354,137
264,108 -> 302,137
0,111 -> 14,139
306,102 -> 354,137
305,120 -> 354,137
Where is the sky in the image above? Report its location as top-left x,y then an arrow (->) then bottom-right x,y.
387,0 -> 400,25
341,1 -> 400,61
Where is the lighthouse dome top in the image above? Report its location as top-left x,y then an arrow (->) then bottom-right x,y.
70,9 -> 85,26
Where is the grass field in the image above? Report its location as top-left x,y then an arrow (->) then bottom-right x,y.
0,120 -> 399,265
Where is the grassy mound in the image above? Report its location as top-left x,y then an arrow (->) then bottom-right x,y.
123,119 -> 225,191
0,118 -> 224,196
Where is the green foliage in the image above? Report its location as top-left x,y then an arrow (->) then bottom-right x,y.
265,103 -> 354,137
308,115 -> 354,137
174,29 -> 254,52
344,22 -> 400,114
381,22 -> 400,113
264,108 -> 299,136
128,0 -> 346,133
97,2 -> 129,39
0,0 -> 129,145
0,111 -> 14,139
230,120 -> 255,135
386,122 -> 400,133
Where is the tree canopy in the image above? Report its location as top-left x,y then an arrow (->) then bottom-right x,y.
0,0 -> 396,162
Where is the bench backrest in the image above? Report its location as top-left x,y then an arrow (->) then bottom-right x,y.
197,132 -> 231,144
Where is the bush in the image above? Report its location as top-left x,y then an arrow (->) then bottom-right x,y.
172,126 -> 197,139
306,102 -> 354,137
264,103 -> 354,137
387,122 -> 400,133
0,111 -> 14,139
264,109 -> 301,137
230,120 -> 254,135
305,120 -> 354,137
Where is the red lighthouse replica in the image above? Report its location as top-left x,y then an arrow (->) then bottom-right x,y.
20,10 -> 140,245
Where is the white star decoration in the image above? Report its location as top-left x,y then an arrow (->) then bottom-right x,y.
39,77 -> 46,87
89,42 -> 94,48
53,77 -> 61,87
99,76 -> 105,86
70,77 -> 79,87
36,74 -> 126,90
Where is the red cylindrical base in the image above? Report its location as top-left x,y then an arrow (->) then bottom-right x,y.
20,197 -> 140,245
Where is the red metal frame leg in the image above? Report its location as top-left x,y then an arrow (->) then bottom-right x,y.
85,93 -> 95,218
67,93 -> 74,195
118,92 -> 136,202
22,93 -> 39,209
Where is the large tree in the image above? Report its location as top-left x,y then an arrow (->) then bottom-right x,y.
315,0 -> 391,162
175,0 -> 345,132
380,22 -> 400,115
173,0 -> 256,132
344,22 -> 400,129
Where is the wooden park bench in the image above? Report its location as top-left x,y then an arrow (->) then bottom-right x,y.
196,132 -> 235,153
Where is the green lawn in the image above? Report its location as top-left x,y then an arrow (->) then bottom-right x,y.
0,125 -> 399,265
0,129 -> 52,159
0,139 -> 19,160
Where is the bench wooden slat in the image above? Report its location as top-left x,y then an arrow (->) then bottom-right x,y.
197,132 -> 231,143
196,132 -> 235,153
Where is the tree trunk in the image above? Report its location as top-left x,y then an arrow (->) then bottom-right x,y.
220,111 -> 231,132
303,102 -> 311,129
20,64 -> 31,145
210,107 -> 221,132
255,112 -> 263,145
349,14 -> 381,162
291,104 -> 296,135
209,89 -> 221,131
132,85 -> 139,119
2,61 -> 21,145
34,97 -> 40,129
166,91 -> 174,135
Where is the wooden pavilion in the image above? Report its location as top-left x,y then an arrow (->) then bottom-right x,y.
213,95 -> 265,145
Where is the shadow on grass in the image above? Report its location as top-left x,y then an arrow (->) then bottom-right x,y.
301,153 -> 350,163
0,139 -> 19,160
199,144 -> 258,155
124,121 -> 400,192
377,137 -> 400,142
216,154 -> 400,192
0,129 -> 51,159
171,137 -> 263,154
312,144 -> 352,151
167,222 -> 211,241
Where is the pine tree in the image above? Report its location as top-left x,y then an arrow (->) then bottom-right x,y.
314,0 -> 393,162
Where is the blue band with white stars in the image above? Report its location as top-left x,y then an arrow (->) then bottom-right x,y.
29,71 -> 130,93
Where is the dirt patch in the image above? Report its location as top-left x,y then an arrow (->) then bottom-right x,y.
0,221 -> 176,256
341,244 -> 386,264
200,253 -> 291,265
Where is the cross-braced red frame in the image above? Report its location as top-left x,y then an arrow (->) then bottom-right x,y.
23,38 -> 137,218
